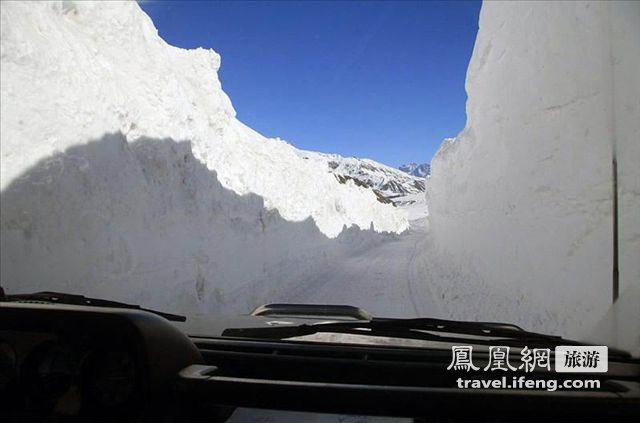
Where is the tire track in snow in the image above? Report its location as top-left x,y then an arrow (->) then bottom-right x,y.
405,222 -> 443,319
406,238 -> 421,317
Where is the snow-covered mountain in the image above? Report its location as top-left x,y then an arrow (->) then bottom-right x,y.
299,151 -> 426,205
399,163 -> 430,178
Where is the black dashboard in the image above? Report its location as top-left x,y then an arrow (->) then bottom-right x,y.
1,302 -> 205,422
1,302 -> 639,422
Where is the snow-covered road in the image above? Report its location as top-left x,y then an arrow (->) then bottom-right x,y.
226,220 -> 431,423
267,212 -> 572,336
277,218 -> 444,320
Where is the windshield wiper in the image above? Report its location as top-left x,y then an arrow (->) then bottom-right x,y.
223,316 -> 628,355
0,290 -> 186,322
352,317 -> 564,343
224,320 -> 559,347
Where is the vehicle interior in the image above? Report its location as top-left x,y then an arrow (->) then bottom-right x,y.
1,293 -> 638,422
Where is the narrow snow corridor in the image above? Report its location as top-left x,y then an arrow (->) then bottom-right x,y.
2,0 -> 637,351
275,219 -> 442,319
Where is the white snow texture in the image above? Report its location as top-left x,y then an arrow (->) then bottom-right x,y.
0,0 -> 412,317
0,1 -> 408,239
427,1 -> 640,337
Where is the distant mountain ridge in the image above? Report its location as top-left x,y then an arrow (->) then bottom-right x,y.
297,150 -> 426,205
399,162 -> 430,178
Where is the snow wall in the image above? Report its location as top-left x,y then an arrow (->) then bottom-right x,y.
0,1 -> 407,239
427,1 -> 640,338
0,1 -> 407,313
1,132 -> 397,315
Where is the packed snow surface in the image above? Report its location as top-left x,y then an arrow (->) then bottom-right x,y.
0,0 -> 408,238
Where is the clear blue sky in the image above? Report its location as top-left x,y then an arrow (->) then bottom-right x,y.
139,1 -> 481,167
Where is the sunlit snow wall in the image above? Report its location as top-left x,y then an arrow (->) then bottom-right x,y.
0,1 -> 406,315
427,1 -> 639,337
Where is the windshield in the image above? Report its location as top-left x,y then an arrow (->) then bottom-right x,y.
1,0 -> 638,358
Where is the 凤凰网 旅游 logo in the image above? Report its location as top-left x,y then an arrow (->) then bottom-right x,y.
447,345 -> 608,373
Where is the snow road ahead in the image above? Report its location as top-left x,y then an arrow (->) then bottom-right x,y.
277,218 -> 444,320
268,212 -> 576,337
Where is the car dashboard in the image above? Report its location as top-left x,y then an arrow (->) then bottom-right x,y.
1,302 -> 639,422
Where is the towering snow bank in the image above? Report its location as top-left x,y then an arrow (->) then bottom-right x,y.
0,132 -> 399,315
427,1 -> 640,336
0,1 -> 407,238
